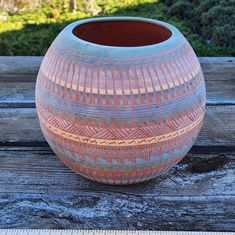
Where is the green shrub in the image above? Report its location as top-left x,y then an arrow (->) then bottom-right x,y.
168,0 -> 194,19
0,0 -> 234,56
160,0 -> 178,7
212,24 -> 235,46
201,5 -> 235,45
196,0 -> 220,14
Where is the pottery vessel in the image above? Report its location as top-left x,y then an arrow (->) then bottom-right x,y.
36,17 -> 206,184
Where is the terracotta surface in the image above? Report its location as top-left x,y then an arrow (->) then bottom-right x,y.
72,20 -> 172,46
35,17 -> 206,184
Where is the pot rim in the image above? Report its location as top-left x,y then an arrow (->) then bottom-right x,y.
66,16 -> 182,50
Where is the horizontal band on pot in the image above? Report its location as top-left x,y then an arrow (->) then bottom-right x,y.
59,154 -> 184,184
38,111 -> 204,147
39,64 -> 200,95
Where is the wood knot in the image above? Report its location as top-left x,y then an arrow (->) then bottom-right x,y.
187,155 -> 230,173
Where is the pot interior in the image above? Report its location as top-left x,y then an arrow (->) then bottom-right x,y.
72,20 -> 172,47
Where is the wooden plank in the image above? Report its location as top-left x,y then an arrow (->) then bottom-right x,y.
0,57 -> 234,107
200,57 -> 235,105
0,147 -> 234,230
0,57 -> 234,80
0,108 -> 42,145
0,56 -> 41,81
1,193 -> 234,230
0,79 -> 234,108
197,105 -> 235,146
1,148 -> 234,196
0,106 -> 234,146
0,57 -> 234,231
205,79 -> 235,105
200,57 -> 235,81
0,82 -> 35,108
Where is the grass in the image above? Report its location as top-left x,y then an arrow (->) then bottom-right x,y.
0,0 -> 234,56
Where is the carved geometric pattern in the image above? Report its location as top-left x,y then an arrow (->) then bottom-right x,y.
35,18 -> 206,184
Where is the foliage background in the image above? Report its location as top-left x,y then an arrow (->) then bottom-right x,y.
0,0 -> 234,56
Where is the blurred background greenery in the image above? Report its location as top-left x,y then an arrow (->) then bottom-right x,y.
0,0 -> 234,56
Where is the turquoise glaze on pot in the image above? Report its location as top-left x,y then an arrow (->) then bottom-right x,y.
36,17 -> 206,184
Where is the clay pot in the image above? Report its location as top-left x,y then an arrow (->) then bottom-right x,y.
36,17 -> 206,184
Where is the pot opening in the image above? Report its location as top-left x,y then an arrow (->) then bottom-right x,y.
72,20 -> 172,47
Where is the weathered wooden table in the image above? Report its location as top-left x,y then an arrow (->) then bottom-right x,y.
0,57 -> 234,231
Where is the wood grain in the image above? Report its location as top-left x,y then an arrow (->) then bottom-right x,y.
0,56 -> 234,231
0,56 -> 41,81
0,82 -> 35,108
0,147 -> 234,230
